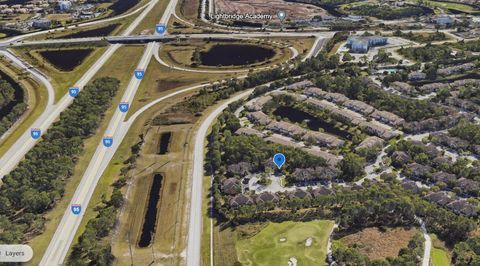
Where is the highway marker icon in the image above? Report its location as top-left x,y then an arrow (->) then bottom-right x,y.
68,87 -> 80,97
119,102 -> 129,113
273,153 -> 286,169
134,69 -> 145,79
30,128 -> 41,139
103,136 -> 113,147
277,10 -> 286,22
156,24 -> 166,34
71,204 -> 81,215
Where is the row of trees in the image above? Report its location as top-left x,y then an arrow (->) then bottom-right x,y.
0,77 -> 120,244
350,4 -> 427,20
0,77 -> 27,138
217,182 -> 476,246
68,138 -> 144,265
399,44 -> 453,63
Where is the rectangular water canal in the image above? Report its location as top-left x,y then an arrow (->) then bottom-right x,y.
138,173 -> 163,248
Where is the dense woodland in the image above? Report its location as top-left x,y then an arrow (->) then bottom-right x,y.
0,77 -> 27,138
0,77 -> 119,244
399,44 -> 453,62
350,5 -> 427,20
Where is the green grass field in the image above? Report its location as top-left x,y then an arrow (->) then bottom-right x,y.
430,234 -> 451,266
236,220 -> 334,266
431,248 -> 450,266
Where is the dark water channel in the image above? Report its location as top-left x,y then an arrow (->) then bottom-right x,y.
0,70 -> 24,119
138,173 -> 163,248
109,0 -> 139,15
158,132 -> 171,155
200,44 -> 275,66
60,24 -> 119,39
39,49 -> 93,71
273,106 -> 352,140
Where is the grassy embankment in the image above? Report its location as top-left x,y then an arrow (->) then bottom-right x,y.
0,59 -> 48,157
12,45 -> 107,102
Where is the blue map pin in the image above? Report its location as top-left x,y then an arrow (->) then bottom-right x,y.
273,153 -> 286,169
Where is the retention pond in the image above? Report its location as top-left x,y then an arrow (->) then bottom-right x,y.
158,132 -> 171,155
138,173 -> 163,248
39,49 -> 94,71
200,44 -> 275,66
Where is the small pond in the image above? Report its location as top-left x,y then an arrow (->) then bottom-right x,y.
200,44 -> 275,66
39,49 -> 94,71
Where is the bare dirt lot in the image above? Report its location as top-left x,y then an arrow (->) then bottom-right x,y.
339,227 -> 418,260
214,0 -> 327,22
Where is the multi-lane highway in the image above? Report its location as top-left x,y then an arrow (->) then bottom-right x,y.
39,0 -> 179,264
0,0 -> 161,180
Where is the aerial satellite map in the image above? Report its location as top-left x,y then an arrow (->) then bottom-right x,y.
0,0 -> 479,265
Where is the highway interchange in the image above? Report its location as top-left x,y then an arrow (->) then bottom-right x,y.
0,0 -> 446,264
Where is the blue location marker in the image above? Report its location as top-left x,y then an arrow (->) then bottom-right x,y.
134,69 -> 145,79
31,128 -> 41,139
119,102 -> 129,113
103,136 -> 113,147
155,24 -> 166,34
69,87 -> 80,97
277,10 -> 287,22
273,153 -> 286,169
71,204 -> 81,215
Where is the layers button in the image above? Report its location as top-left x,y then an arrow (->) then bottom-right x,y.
0,245 -> 33,262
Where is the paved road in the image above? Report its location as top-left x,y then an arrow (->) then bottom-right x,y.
10,31 -> 336,47
0,50 -> 54,142
0,2 -> 150,46
0,0 -> 160,181
186,89 -> 253,266
39,0 -> 178,264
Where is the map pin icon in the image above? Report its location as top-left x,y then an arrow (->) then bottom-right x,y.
277,10 -> 286,22
273,153 -> 286,169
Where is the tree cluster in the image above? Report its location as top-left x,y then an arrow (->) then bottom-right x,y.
0,78 -> 27,138
399,44 -> 452,63
350,4 -> 426,20
0,77 -> 120,244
